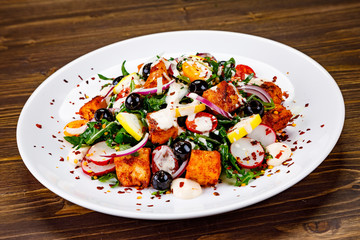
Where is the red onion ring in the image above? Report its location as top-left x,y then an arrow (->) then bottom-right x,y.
133,79 -> 175,95
237,85 -> 272,103
172,160 -> 189,179
100,133 -> 149,158
186,92 -> 233,119
104,85 -> 115,98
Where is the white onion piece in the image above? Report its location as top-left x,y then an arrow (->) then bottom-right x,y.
247,124 -> 276,147
238,85 -> 272,103
186,92 -> 233,119
172,160 -> 189,179
133,79 -> 175,95
100,133 -> 149,158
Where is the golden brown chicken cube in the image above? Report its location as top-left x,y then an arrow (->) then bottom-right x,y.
78,95 -> 107,120
143,60 -> 170,89
260,81 -> 283,104
202,81 -> 243,113
262,104 -> 292,131
114,148 -> 151,188
185,150 -> 221,186
146,111 -> 178,145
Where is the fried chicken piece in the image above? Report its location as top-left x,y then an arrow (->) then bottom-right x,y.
143,60 -> 170,89
261,104 -> 292,131
185,150 -> 221,186
260,82 -> 283,104
78,96 -> 107,120
114,148 -> 151,188
202,81 -> 244,113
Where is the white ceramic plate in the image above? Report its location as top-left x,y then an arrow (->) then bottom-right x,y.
17,30 -> 344,220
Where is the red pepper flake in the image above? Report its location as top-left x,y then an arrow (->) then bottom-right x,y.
291,146 -> 297,152
293,140 -> 298,145
265,128 -> 272,135
147,205 -> 154,207
306,128 -> 311,131
250,140 -> 257,146
52,135 -> 57,138
91,77 -> 95,80
299,131 -> 305,135
58,139 -> 64,143
287,162 -> 294,167
243,156 -> 250,161
48,153 -> 52,156
76,84 -> 80,87
321,124 -> 325,128
124,187 -> 133,191
307,140 -> 312,143
63,79 -> 68,83
250,186 -> 256,188
59,157 -> 64,162
179,181 -> 185,188
136,191 -> 143,194
118,191 -> 125,194
70,171 -> 74,174
165,200 -> 170,202
272,76 -> 277,82
74,151 -> 81,155
299,146 -> 303,149
136,203 -> 141,206
251,152 -> 257,160
275,151 -> 283,159
36,124 -> 42,129
97,186 -> 104,190
213,192 -> 220,196
286,170 -> 290,173
305,103 -> 309,107
75,166 -> 80,169
75,176 -> 80,180
78,75 -> 83,80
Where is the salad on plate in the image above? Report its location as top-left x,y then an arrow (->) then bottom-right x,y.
63,53 -> 294,199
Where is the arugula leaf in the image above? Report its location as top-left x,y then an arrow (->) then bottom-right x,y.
222,58 -> 236,81
144,94 -> 167,112
98,74 -> 113,80
121,60 -> 129,76
243,73 -> 254,84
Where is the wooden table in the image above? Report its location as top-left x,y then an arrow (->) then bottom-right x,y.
1,0 -> 359,239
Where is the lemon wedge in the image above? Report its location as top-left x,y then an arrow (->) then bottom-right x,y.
227,114 -> 262,143
116,112 -> 144,141
113,73 -> 140,94
174,104 -> 206,117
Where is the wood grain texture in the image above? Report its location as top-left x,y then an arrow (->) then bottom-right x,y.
1,0 -> 359,239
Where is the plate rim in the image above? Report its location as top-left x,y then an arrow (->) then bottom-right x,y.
16,30 -> 345,220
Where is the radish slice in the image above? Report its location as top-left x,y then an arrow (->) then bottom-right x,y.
172,160 -> 189,179
266,142 -> 291,167
133,79 -> 175,95
230,137 -> 265,169
186,92 -> 233,119
100,133 -> 149,158
84,141 -> 116,166
81,160 -> 115,176
247,124 -> 276,147
238,85 -> 272,103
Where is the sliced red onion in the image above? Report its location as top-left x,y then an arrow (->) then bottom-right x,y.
196,53 -> 217,61
186,92 -> 233,119
237,85 -> 272,103
100,133 -> 149,158
133,79 -> 175,95
104,85 -> 115,98
172,160 -> 189,179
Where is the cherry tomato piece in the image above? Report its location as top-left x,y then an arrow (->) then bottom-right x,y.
234,64 -> 256,80
185,112 -> 218,134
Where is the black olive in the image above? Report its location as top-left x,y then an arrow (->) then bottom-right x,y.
189,80 -> 208,96
94,108 -> 114,122
173,140 -> 192,161
142,62 -> 152,80
177,116 -> 187,128
244,100 -> 264,116
113,76 -> 124,86
152,170 -> 173,190
125,93 -> 143,110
